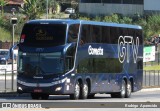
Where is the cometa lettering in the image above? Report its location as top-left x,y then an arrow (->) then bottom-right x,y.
88,45 -> 103,55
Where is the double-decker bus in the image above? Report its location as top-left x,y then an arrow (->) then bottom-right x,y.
17,19 -> 143,100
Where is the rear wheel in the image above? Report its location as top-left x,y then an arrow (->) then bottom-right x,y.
118,80 -> 126,98
80,82 -> 88,99
31,93 -> 40,100
111,80 -> 126,98
125,81 -> 131,98
70,81 -> 80,100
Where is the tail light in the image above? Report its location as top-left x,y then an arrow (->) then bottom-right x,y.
20,34 -> 26,43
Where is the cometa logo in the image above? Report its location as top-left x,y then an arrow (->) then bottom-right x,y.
88,45 -> 103,55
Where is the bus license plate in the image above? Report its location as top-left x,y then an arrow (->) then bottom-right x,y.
34,89 -> 42,93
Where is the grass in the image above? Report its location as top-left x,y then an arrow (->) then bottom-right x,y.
0,27 -> 19,42
144,65 -> 160,70
0,27 -> 11,42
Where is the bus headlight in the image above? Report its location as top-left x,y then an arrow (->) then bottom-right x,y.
18,87 -> 23,91
1,58 -> 6,60
55,87 -> 62,91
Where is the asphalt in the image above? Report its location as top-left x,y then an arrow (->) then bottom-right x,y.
0,88 -> 160,98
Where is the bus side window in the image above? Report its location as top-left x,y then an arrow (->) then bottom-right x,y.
102,26 -> 110,43
79,25 -> 91,45
67,24 -> 79,43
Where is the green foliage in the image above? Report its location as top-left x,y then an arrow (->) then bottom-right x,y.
79,16 -> 91,21
20,0 -> 45,20
103,14 -> 120,23
0,0 -> 7,16
0,27 -> 11,42
147,15 -> 160,37
93,16 -> 101,22
119,17 -> 132,24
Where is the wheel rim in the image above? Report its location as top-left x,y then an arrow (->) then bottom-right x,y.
121,81 -> 126,97
83,84 -> 88,97
127,83 -> 131,96
75,82 -> 80,98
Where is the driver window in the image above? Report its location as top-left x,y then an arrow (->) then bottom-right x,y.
67,24 -> 79,43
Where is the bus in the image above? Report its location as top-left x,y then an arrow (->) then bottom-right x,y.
17,19 -> 143,100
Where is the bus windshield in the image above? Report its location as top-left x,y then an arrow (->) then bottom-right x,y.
20,24 -> 67,47
18,51 -> 64,76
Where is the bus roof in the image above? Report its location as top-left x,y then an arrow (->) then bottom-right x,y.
27,19 -> 142,30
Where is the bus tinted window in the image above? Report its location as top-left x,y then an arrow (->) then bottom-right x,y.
80,25 -> 92,45
110,27 -> 120,44
102,26 -> 110,43
78,58 -> 122,73
91,25 -> 101,43
20,24 -> 67,47
67,24 -> 79,43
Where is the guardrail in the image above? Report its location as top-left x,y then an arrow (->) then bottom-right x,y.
0,70 -> 160,93
143,70 -> 160,87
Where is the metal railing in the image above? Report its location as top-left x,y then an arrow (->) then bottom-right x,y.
0,69 -> 17,93
143,70 -> 160,87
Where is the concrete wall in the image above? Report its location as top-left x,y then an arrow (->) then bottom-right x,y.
144,0 -> 160,11
79,3 -> 143,16
144,0 -> 160,14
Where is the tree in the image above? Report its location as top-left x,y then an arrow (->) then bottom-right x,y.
48,0 -> 61,14
0,0 -> 7,16
20,0 -> 45,20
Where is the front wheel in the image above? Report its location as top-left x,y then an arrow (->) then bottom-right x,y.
70,81 -> 80,100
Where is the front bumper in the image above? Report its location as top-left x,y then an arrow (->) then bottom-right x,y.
17,83 -> 65,94
17,77 -> 73,95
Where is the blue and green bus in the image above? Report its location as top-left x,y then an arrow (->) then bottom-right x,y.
17,19 -> 143,100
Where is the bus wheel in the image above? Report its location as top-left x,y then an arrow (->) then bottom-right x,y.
118,80 -> 126,98
41,94 -> 49,100
81,82 -> 88,99
70,81 -> 80,100
31,93 -> 40,100
125,81 -> 131,98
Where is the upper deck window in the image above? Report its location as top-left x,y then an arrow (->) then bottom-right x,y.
67,24 -> 80,43
20,24 -> 67,47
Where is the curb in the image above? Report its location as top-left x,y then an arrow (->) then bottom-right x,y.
0,92 -> 30,97
140,88 -> 160,92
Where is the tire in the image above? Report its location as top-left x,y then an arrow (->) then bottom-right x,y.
118,80 -> 126,98
125,81 -> 131,98
31,93 -> 40,100
70,81 -> 80,100
41,94 -> 49,100
80,82 -> 88,99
